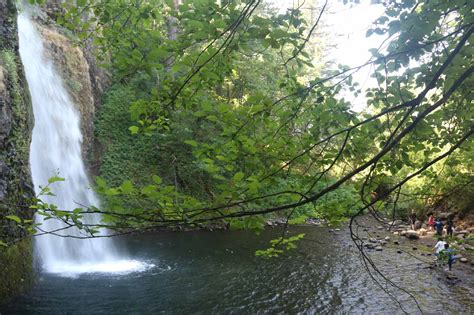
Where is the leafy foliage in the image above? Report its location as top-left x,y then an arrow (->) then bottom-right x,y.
22,0 -> 472,245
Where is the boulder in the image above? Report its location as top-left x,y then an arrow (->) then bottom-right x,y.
455,230 -> 469,236
459,257 -> 468,263
418,228 -> 427,236
388,220 -> 404,226
400,231 -> 407,236
405,230 -> 419,240
393,231 -> 399,235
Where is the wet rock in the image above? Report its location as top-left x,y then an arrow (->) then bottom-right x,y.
375,246 -> 383,251
397,250 -> 403,254
369,238 -> 377,243
405,230 -> 419,240
388,220 -> 403,226
393,241 -> 400,245
363,228 -> 368,232
335,228 -> 340,232
377,226 -> 383,230
412,247 -> 418,251
364,243 -> 375,249
384,236 -> 390,241
446,274 -> 458,280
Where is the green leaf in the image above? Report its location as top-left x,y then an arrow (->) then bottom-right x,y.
129,126 -> 139,134
120,180 -> 134,194
48,176 -> 65,184
152,175 -> 162,185
6,215 -> 21,223
184,140 -> 198,147
233,172 -> 245,182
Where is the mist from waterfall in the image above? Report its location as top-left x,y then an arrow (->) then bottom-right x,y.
18,10 -> 152,276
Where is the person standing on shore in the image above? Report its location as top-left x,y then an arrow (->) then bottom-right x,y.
427,214 -> 435,231
446,216 -> 454,237
434,218 -> 444,236
410,210 -> 417,230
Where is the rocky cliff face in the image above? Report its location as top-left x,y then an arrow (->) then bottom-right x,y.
0,0 -> 35,303
36,19 -> 97,155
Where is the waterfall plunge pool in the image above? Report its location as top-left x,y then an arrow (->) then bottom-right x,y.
2,226 -> 472,313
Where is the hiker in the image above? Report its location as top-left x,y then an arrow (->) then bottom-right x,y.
442,243 -> 455,271
446,216 -> 454,237
434,218 -> 443,236
409,210 -> 417,230
427,214 -> 435,231
433,237 -> 446,258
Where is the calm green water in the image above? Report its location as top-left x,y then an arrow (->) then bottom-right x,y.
2,226 -> 472,314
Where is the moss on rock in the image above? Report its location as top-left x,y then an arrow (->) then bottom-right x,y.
0,239 -> 34,303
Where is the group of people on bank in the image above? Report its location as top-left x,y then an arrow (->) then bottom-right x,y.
409,211 -> 458,271
427,214 -> 455,237
409,211 -> 455,236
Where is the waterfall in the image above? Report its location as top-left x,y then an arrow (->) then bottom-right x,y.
18,11 -> 151,276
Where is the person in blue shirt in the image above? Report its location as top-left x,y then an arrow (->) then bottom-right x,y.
442,243 -> 455,271
434,218 -> 444,236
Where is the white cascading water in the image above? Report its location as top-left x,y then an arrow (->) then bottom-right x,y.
18,11 -> 152,276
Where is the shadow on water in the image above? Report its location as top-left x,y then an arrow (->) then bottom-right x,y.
2,226 -> 472,314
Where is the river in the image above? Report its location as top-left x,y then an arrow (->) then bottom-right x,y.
2,226 -> 472,314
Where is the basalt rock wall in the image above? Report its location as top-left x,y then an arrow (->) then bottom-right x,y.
0,0 -> 35,303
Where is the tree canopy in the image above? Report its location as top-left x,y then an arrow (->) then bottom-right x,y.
17,0 -> 470,238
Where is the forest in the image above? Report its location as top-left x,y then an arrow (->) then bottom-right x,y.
0,0 -> 473,313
